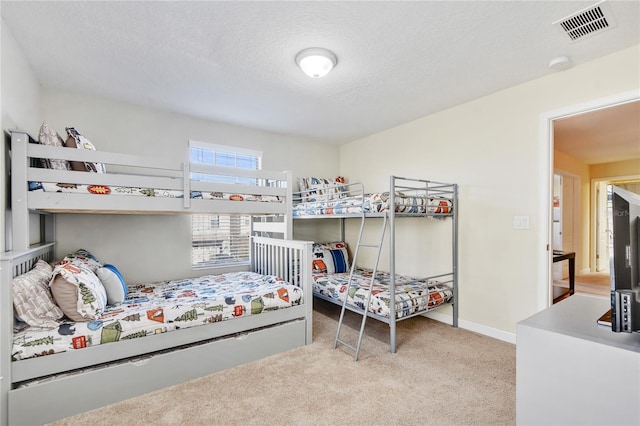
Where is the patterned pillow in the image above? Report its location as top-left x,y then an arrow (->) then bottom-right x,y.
64,127 -> 106,173
51,255 -> 107,322
298,177 -> 347,201
12,259 -> 64,328
60,248 -> 103,272
312,242 -> 350,274
38,121 -> 71,171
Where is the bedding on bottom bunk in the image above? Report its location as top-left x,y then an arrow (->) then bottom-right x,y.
12,271 -> 302,361
312,267 -> 453,319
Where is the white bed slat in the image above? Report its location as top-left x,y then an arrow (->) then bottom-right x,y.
29,168 -> 184,190
27,143 -> 180,171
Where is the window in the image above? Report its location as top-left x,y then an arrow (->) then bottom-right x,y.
189,141 -> 262,268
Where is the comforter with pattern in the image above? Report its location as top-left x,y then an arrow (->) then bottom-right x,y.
293,192 -> 452,216
312,267 -> 453,319
12,271 -> 302,361
28,181 -> 283,203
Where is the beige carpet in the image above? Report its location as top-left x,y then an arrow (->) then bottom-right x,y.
49,299 -> 516,426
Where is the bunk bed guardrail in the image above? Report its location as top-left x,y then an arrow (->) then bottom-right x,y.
9,130 -> 293,250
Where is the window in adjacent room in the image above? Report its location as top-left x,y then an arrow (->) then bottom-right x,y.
189,141 -> 262,268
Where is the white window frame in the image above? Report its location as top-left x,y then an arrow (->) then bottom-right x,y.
189,140 -> 263,269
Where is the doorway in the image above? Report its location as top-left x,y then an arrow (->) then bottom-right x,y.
538,91 -> 640,309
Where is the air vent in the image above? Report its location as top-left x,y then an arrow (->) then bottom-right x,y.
553,1 -> 617,42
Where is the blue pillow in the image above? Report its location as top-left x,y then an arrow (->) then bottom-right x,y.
328,249 -> 349,273
96,264 -> 128,305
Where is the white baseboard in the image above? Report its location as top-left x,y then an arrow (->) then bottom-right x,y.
422,311 -> 516,345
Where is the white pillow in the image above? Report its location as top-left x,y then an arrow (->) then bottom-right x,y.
96,264 -> 128,305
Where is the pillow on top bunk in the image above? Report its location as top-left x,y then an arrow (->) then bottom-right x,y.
96,264 -> 128,305
312,241 -> 350,274
12,259 -> 64,328
38,121 -> 71,171
64,127 -> 106,173
298,177 -> 347,201
50,250 -> 107,321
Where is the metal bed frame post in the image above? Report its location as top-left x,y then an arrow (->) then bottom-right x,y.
452,183 -> 459,327
389,175 -> 397,353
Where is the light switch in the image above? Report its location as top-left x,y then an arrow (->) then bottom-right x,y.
514,216 -> 530,230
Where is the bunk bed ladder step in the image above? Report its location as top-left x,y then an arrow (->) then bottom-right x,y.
334,215 -> 388,361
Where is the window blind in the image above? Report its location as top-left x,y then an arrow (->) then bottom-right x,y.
189,141 -> 261,268
191,214 -> 252,267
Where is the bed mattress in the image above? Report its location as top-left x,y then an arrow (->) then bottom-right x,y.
28,181 -> 283,203
293,192 -> 452,216
312,267 -> 453,319
12,271 -> 302,361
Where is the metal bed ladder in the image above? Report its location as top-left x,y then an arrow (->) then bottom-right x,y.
334,213 -> 388,361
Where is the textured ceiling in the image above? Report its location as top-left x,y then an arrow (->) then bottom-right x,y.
2,1 -> 639,144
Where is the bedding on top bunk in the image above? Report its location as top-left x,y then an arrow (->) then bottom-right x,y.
310,242 -> 453,319
293,191 -> 452,216
28,181 -> 283,203
12,254 -> 302,362
293,176 -> 452,216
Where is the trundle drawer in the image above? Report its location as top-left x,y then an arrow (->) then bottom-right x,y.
9,319 -> 306,425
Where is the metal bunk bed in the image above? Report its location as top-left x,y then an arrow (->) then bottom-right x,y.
293,175 -> 458,360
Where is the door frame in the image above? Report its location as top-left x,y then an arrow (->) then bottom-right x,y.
538,89 -> 640,310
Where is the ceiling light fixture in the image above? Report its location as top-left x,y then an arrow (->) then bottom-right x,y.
295,47 -> 337,78
548,56 -> 573,71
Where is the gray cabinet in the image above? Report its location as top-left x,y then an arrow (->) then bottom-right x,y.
516,294 -> 640,425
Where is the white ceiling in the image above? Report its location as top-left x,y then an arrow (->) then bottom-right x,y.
2,1 -> 639,145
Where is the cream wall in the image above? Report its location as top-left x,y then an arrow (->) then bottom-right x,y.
590,158 -> 640,179
39,88 -> 340,282
1,18 -> 43,251
339,45 -> 640,335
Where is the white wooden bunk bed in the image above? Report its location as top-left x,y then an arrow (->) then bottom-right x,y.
1,130 -> 313,425
293,176 -> 458,360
